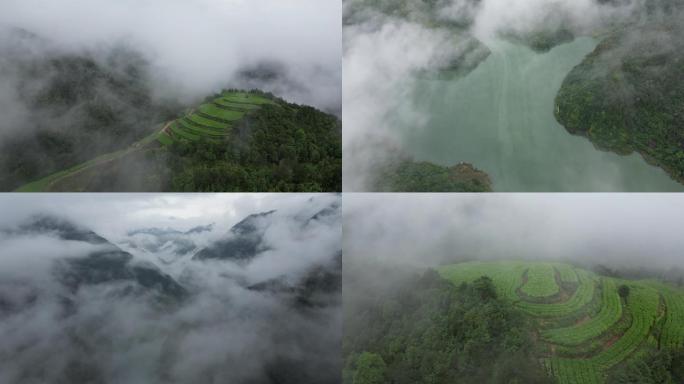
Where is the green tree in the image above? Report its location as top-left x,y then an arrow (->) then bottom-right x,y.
618,285 -> 631,299
474,276 -> 498,301
353,352 -> 387,384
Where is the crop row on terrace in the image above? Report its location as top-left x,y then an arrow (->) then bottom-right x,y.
657,284 -> 684,348
517,269 -> 596,318
542,278 -> 622,346
549,283 -> 659,382
176,121 -> 218,136
170,122 -> 200,141
214,99 -> 260,110
186,113 -> 229,129
161,91 -> 273,145
199,104 -> 245,121
439,261 -> 597,318
221,93 -> 275,105
441,261 -> 684,384
585,284 -> 658,368
521,263 -> 560,297
555,263 -> 579,283
547,358 -> 601,384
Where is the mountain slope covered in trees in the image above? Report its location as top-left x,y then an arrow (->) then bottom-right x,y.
554,2 -> 684,185
344,267 -> 550,384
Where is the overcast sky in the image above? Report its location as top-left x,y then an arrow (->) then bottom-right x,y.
0,0 -> 341,112
345,193 -> 684,269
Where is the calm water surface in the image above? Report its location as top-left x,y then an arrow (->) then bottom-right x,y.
398,38 -> 683,191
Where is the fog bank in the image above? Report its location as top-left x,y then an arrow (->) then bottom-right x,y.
344,193 -> 684,270
0,193 -> 341,384
0,0 -> 341,112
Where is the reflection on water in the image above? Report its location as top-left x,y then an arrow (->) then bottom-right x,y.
398,38 -> 683,191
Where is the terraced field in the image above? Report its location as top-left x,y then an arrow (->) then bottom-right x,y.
517,269 -> 596,318
652,283 -> 684,349
522,263 -> 560,298
158,91 -> 276,145
542,278 -> 622,346
16,91 -> 278,192
438,261 -> 684,383
556,263 -> 579,283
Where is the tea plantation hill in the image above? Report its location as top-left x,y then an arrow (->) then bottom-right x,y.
439,261 -> 684,383
17,90 -> 341,192
344,260 -> 684,384
157,91 -> 274,145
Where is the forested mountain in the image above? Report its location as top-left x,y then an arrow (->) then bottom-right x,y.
0,29 -> 181,190
1,30 -> 341,192
164,91 -> 342,192
0,197 -> 342,384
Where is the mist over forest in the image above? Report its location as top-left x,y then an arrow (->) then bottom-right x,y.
0,0 -> 341,191
0,193 -> 341,384
343,194 -> 684,384
1,0 -> 340,112
343,0 -> 684,191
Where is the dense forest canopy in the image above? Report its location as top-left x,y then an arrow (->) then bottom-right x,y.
555,17 -> 684,184
167,94 -> 342,192
372,160 -> 492,192
344,266 -> 551,384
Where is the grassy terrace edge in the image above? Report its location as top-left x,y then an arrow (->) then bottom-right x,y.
437,260 -> 684,383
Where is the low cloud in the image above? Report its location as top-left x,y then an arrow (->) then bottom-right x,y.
345,193 -> 684,270
0,193 -> 341,384
0,0 -> 341,112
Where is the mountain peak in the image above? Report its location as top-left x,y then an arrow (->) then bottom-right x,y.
17,214 -> 109,245
230,210 -> 276,235
193,210 -> 277,262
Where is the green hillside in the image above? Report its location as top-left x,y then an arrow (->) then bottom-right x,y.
554,2 -> 684,185
438,261 -> 684,383
372,160 -> 493,192
16,90 -> 342,192
158,91 -> 275,145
